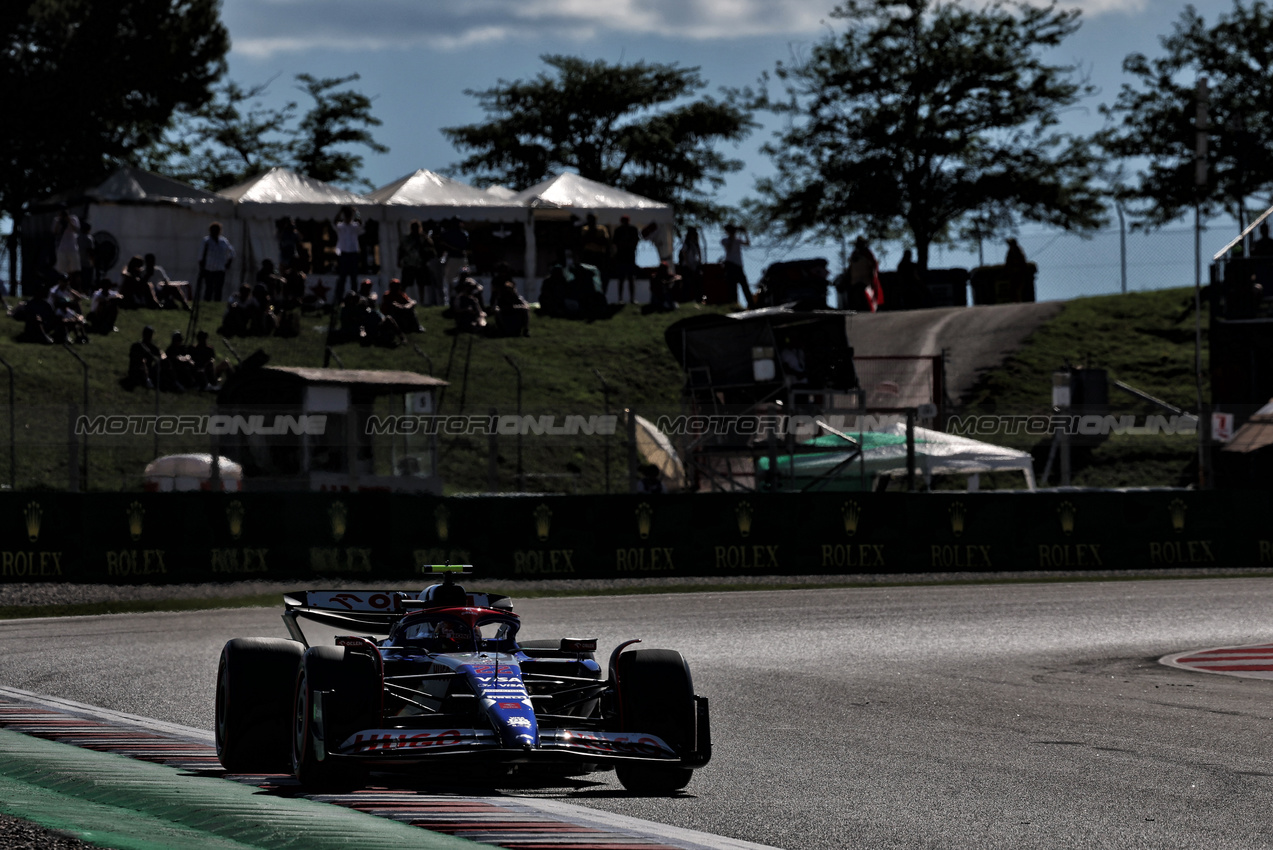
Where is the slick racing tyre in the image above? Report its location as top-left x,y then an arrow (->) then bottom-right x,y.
291,645 -> 379,788
614,648 -> 696,794
215,637 -> 305,773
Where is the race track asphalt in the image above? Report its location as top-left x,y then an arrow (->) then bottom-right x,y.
2,577 -> 1273,849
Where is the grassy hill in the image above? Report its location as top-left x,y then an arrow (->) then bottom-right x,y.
0,300 -> 720,493
0,287 -> 1207,492
958,287 -> 1207,489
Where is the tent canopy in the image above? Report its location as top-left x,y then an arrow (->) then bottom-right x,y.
511,172 -> 669,214
760,423 -> 1037,490
369,170 -> 526,227
219,167 -> 373,211
88,166 -> 232,211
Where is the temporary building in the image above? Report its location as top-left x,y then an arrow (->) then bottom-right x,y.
511,173 -> 676,282
367,170 -> 528,288
758,424 -> 1038,491
218,167 -> 377,294
22,166 -> 233,289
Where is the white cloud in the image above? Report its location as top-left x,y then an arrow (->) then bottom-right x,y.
225,0 -> 834,57
224,0 -> 1160,58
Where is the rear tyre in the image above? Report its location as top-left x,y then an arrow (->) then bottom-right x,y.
215,637 -> 304,773
291,645 -> 378,789
614,649 -> 697,794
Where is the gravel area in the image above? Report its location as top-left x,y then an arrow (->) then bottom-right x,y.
0,815 -> 96,850
4,567 -> 1272,609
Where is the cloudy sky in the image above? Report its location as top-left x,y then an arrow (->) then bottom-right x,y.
213,0 -> 1239,283
220,0 -> 1233,194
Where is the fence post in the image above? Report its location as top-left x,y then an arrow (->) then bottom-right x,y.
67,403 -> 79,493
62,343 -> 89,490
0,353 -> 14,490
487,406 -> 499,493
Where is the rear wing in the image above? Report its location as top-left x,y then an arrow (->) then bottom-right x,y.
282,585 -> 514,645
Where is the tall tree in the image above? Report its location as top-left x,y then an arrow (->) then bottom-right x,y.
0,0 -> 229,220
752,0 -> 1106,270
443,55 -> 755,223
290,73 -> 388,191
1099,1 -> 1273,230
140,79 -> 297,191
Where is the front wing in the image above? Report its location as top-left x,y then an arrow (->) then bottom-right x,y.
326,697 -> 711,769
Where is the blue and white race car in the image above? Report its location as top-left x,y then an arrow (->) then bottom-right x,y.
215,566 -> 711,793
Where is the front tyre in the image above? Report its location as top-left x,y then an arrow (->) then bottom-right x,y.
291,646 -> 377,789
614,648 -> 697,794
215,637 -> 304,773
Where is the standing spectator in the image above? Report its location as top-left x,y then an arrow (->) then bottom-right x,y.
579,214 -> 612,290
197,222 -> 235,301
52,209 -> 81,286
1252,222 -> 1273,257
841,237 -> 881,312
333,205 -> 363,301
612,215 -> 641,304
677,226 -> 704,303
77,220 -> 97,290
398,219 -> 438,306
276,217 -> 302,270
436,217 -> 470,292
721,223 -> 754,308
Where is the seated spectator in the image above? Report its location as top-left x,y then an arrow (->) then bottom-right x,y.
333,289 -> 400,347
381,277 -> 422,333
49,274 -> 86,313
453,276 -> 487,332
358,278 -> 379,309
141,254 -> 190,311
189,330 -> 232,388
568,260 -> 607,317
488,262 -> 516,309
219,284 -> 252,336
280,265 -> 307,309
637,463 -> 665,494
648,262 -> 681,312
13,294 -> 56,344
127,326 -> 163,388
243,283 -> 278,336
538,265 -> 570,317
52,296 -> 89,344
119,255 -> 161,309
256,258 -> 286,301
492,279 -> 529,337
87,280 -> 123,335
164,330 -> 203,390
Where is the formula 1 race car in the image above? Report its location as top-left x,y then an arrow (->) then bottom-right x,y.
214,566 -> 710,793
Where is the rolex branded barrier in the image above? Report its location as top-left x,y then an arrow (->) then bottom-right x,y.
2,490 -> 1271,584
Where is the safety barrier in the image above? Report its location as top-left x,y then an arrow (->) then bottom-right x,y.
2,490 -> 1270,584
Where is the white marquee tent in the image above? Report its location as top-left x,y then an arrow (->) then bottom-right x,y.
218,168 -> 377,294
368,170 -> 527,289
511,173 -> 675,285
24,166 -> 233,287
